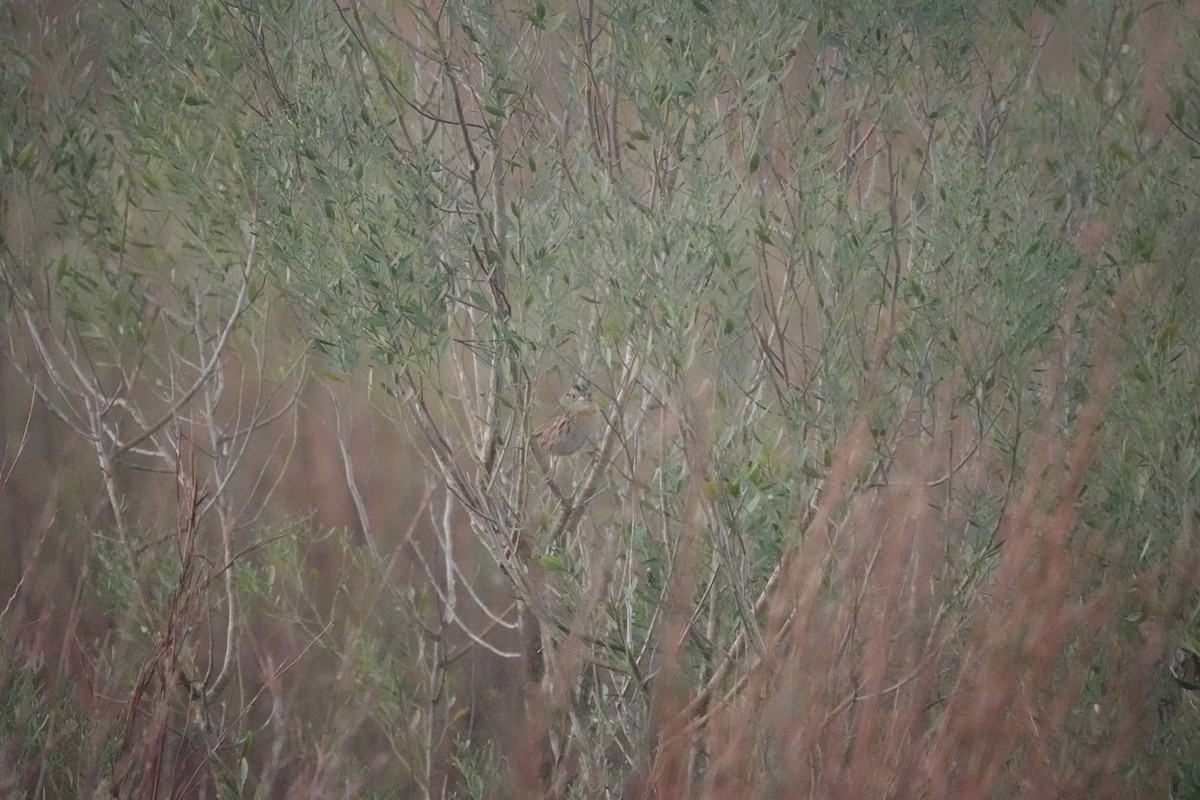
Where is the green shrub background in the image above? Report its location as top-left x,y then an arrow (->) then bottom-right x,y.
2,0 -> 1199,796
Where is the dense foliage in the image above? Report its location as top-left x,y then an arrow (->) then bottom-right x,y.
2,0 -> 1199,796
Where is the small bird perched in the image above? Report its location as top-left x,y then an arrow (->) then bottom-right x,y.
533,381 -> 601,456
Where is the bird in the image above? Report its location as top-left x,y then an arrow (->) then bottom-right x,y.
533,381 -> 602,457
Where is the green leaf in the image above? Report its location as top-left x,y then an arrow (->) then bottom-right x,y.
16,140 -> 36,169
928,103 -> 953,119
539,553 -> 567,572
